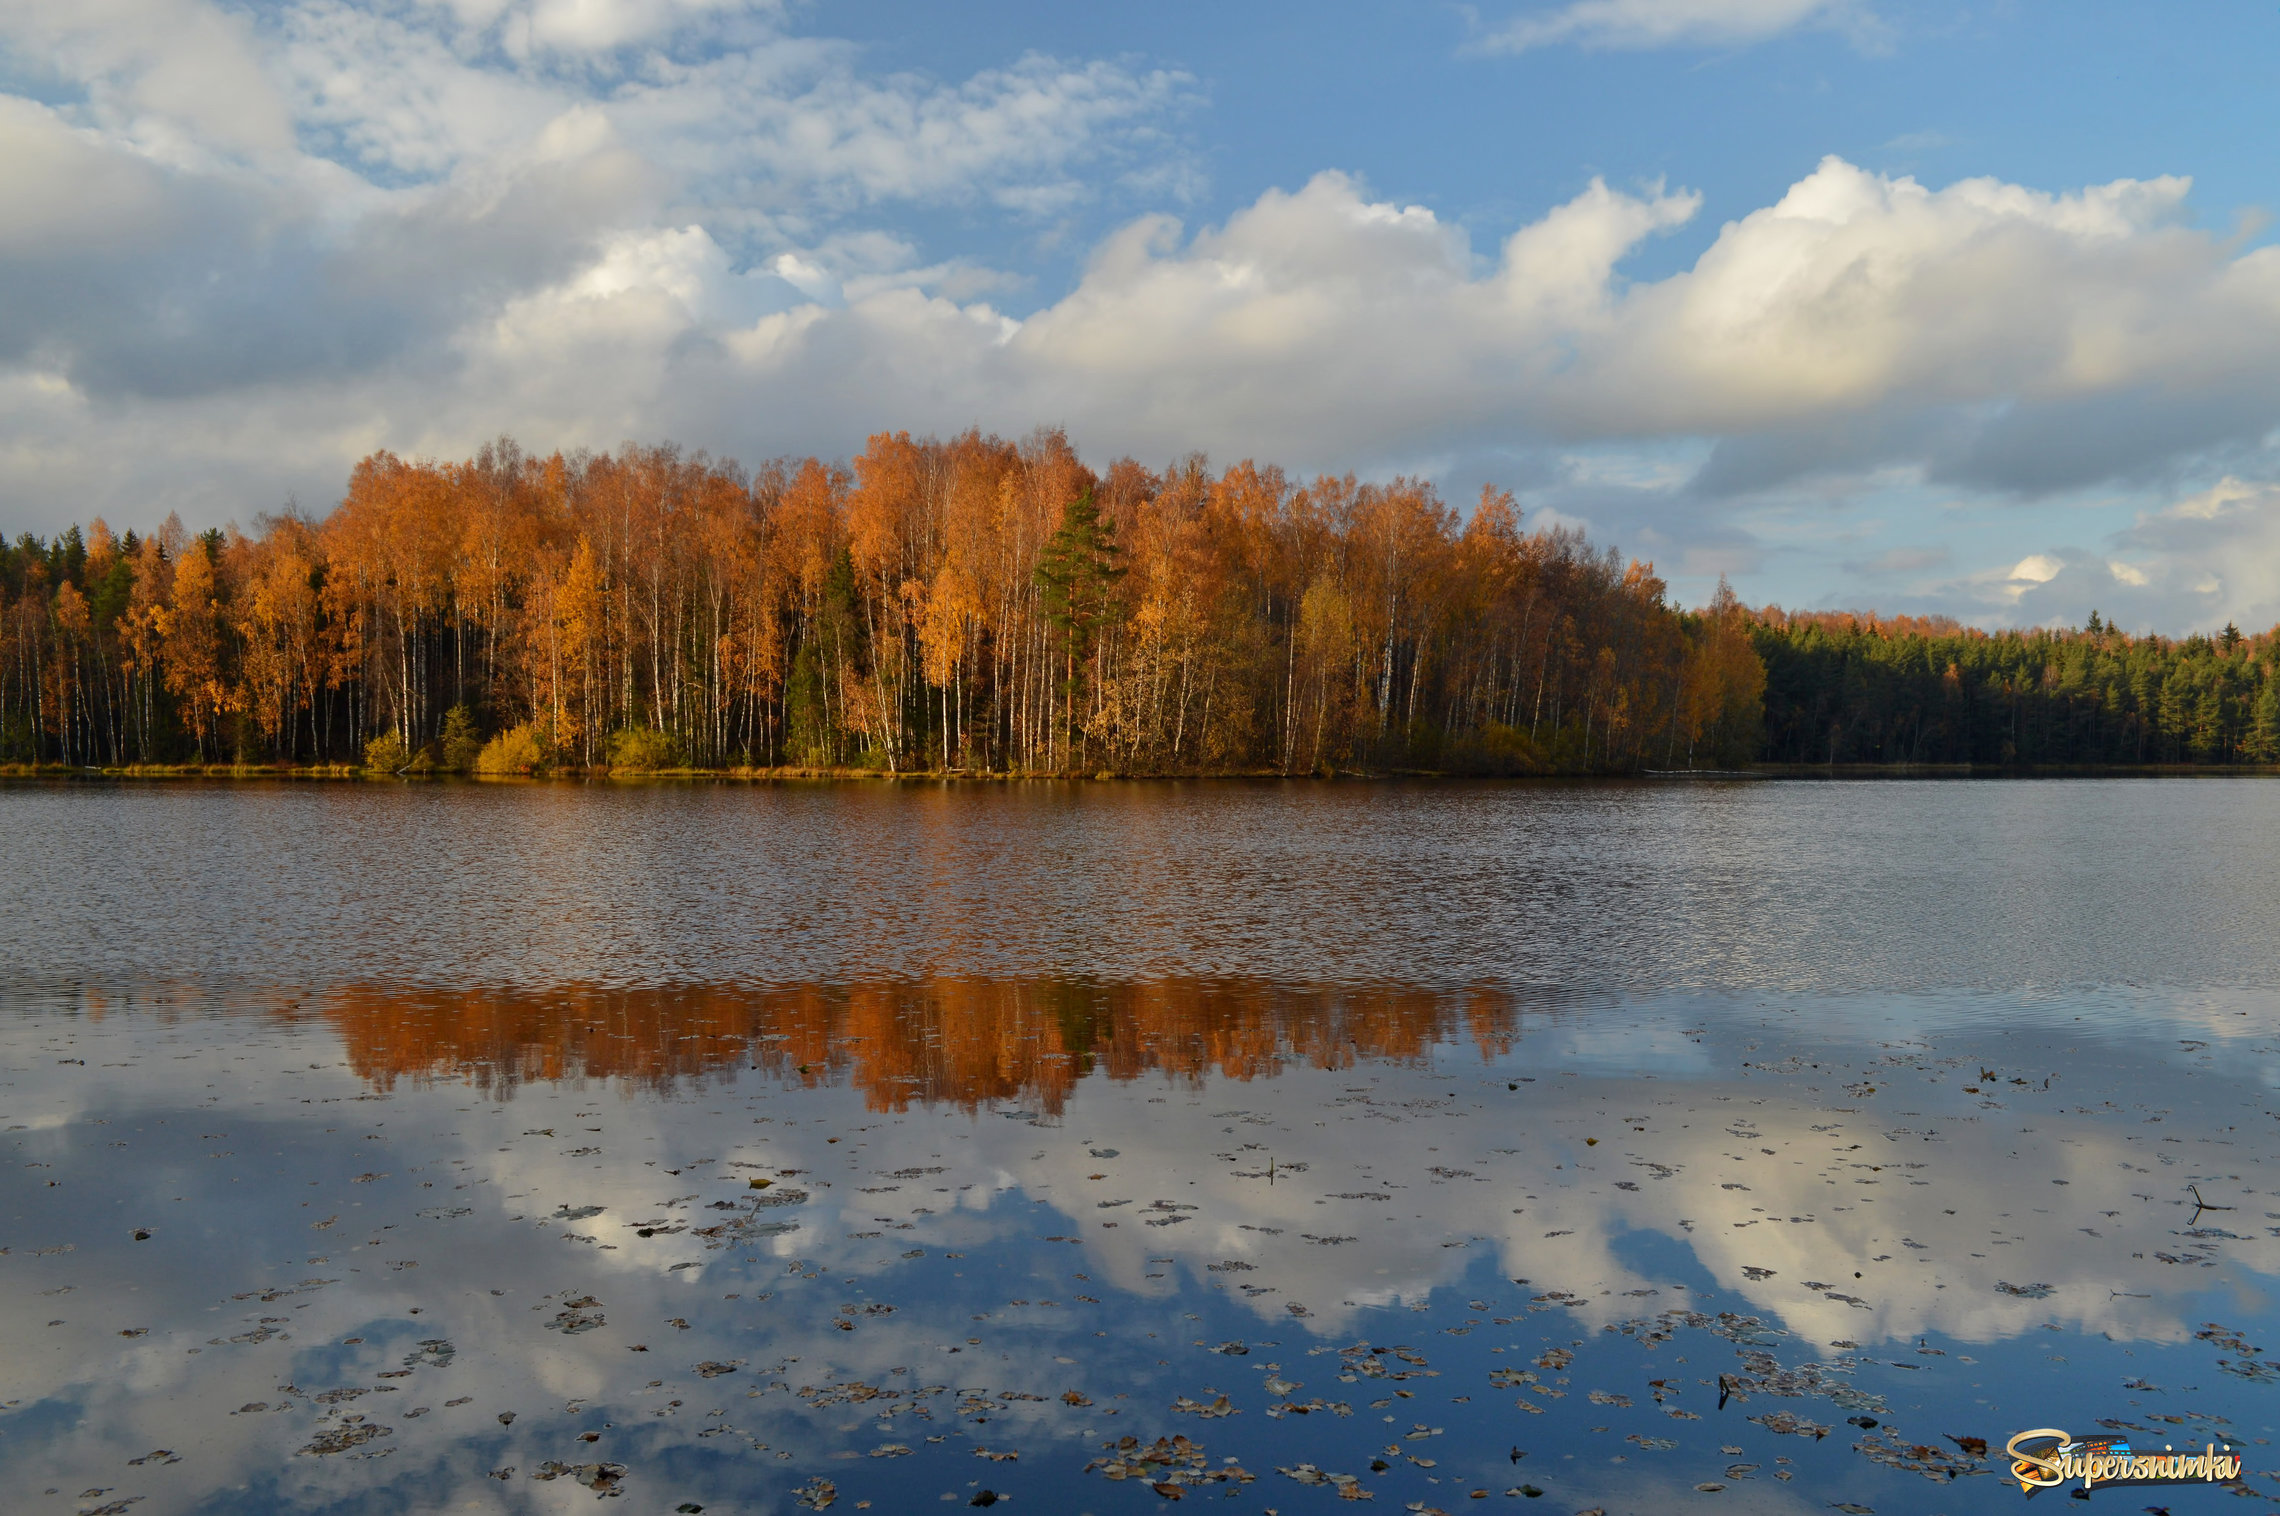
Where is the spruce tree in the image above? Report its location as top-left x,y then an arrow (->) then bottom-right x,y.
1033,491 -> 1126,769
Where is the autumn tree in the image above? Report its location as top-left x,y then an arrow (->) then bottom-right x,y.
0,427 -> 1807,776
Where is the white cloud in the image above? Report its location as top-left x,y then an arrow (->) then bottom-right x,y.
644,156 -> 2280,497
2008,552 -> 2063,586
0,0 -> 1193,408
282,0 -> 571,176
0,0 -> 296,161
8,135 -> 2280,527
616,48 -> 1193,213
261,0 -> 1194,213
512,0 -> 773,54
1580,159 -> 2218,440
1474,0 -> 1876,55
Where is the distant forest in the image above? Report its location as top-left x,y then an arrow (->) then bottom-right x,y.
1,430 -> 2272,776
1753,609 -> 2280,767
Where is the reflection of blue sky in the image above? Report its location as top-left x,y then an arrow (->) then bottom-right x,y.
9,983 -> 2280,1512
1498,1016 -> 1721,1078
1604,1222 -> 1725,1300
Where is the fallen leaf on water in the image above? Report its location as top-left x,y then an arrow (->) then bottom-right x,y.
299,1424 -> 392,1456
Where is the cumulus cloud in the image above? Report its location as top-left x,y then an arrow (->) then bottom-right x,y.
644,158 -> 2280,494
7,130 -> 2278,494
1472,0 -> 1878,55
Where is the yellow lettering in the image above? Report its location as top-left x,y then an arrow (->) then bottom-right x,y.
2005,1429 -> 2070,1491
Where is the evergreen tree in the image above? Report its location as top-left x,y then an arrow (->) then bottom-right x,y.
1032,491 -> 1125,769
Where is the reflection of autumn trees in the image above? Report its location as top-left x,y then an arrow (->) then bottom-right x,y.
321,980 -> 1525,1112
0,430 -> 1761,774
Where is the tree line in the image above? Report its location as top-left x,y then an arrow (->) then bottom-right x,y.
0,429 -> 1765,775
1752,608 -> 2280,766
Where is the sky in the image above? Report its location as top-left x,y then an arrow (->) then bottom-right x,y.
5,0 -> 2280,633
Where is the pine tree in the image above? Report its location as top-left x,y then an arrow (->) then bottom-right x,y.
1033,490 -> 1125,769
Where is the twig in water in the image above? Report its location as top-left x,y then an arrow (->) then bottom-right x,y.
2188,1184 -> 2234,1220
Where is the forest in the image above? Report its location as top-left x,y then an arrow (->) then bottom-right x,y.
0,430 -> 1765,777
10,427 -> 2279,777
1752,610 -> 2280,766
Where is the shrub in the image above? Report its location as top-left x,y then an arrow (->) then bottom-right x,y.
363,731 -> 410,773
439,705 -> 483,772
606,726 -> 680,773
1441,721 -> 1549,777
475,723 -> 548,775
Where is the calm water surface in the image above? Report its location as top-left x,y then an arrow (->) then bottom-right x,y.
4,779 -> 2280,1515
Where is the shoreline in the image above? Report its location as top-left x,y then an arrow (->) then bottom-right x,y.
6,761 -> 2280,783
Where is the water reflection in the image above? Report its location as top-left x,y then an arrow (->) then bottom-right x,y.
11,779 -> 2280,993
7,981 -> 2279,1515
320,980 -> 1521,1109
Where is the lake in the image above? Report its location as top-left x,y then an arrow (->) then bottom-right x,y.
4,778 -> 2280,1514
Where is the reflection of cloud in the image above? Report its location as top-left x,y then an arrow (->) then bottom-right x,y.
969,1051 -> 2272,1351
309,980 -> 2280,1347
8,988 -> 2280,1513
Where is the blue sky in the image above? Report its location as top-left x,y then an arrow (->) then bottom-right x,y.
831,2 -> 2280,287
6,0 -> 2280,632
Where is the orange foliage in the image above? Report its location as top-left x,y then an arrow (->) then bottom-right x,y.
2,429 -> 1759,773
316,979 -> 1525,1113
